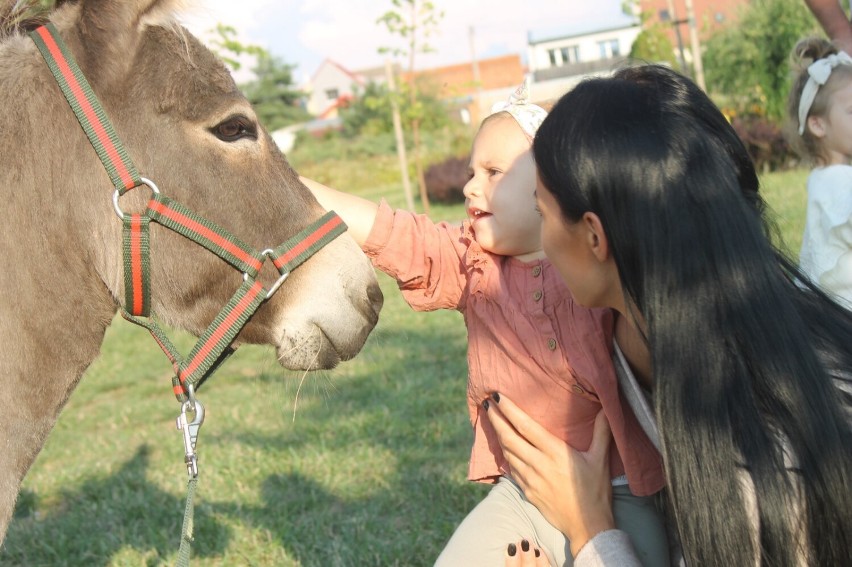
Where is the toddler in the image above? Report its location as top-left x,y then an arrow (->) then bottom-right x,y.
301,83 -> 668,566
789,38 -> 852,305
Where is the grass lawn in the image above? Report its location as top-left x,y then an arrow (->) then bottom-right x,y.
1,162 -> 809,566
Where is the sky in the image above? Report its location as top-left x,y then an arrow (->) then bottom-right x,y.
179,0 -> 630,84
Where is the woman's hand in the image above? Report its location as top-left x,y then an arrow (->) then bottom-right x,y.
505,539 -> 550,567
484,394 -> 616,557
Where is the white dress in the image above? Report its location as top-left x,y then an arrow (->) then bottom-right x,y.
799,165 -> 852,306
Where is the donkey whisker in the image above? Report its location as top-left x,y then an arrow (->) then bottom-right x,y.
292,327 -> 322,422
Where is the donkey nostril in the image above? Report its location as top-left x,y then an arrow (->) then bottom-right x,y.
366,282 -> 384,322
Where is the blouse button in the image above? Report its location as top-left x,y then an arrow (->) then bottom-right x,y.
572,384 -> 586,395
533,290 -> 542,302
547,338 -> 557,351
532,265 -> 542,277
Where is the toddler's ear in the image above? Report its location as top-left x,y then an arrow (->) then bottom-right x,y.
807,115 -> 827,139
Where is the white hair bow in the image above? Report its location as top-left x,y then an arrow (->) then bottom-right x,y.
490,78 -> 548,138
798,51 -> 852,135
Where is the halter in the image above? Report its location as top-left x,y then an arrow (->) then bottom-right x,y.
30,22 -> 346,564
29,22 -> 345,400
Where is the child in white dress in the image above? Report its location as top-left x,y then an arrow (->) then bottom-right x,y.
789,38 -> 852,305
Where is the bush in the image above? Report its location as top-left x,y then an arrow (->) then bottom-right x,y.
425,155 -> 469,204
289,130 -> 398,164
730,117 -> 799,173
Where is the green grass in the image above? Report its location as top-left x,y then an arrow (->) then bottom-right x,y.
1,161 -> 809,566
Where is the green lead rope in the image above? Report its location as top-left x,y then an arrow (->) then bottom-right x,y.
176,477 -> 198,567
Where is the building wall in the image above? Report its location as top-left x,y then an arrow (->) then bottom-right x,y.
402,54 -> 524,99
402,54 -> 525,125
639,0 -> 741,49
528,25 -> 641,75
306,60 -> 363,117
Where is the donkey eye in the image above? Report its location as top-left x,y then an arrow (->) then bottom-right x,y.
211,115 -> 257,142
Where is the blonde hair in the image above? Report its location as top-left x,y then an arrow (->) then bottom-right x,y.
788,37 -> 852,165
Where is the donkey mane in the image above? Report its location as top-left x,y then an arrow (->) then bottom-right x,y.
0,0 -> 193,38
0,0 -> 66,36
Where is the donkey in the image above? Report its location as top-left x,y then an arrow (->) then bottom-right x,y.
0,0 -> 383,543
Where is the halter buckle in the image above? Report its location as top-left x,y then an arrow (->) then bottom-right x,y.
176,398 -> 205,478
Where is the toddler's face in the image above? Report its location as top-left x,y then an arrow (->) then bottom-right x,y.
463,115 -> 542,259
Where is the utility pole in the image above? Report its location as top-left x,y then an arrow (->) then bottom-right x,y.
469,25 -> 483,127
683,0 -> 706,90
385,58 -> 415,210
665,0 -> 687,73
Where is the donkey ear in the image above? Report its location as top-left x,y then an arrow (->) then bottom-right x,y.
77,0 -> 186,79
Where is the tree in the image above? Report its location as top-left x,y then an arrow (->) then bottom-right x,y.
629,15 -> 677,67
241,51 -> 310,131
339,80 -> 449,138
206,23 -> 309,131
208,23 -> 266,73
339,82 -> 394,137
377,0 -> 444,216
622,1 -> 677,67
703,0 -> 821,121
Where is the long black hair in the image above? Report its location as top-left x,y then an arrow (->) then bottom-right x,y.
534,64 -> 852,566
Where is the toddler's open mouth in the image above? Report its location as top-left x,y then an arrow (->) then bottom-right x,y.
468,207 -> 492,221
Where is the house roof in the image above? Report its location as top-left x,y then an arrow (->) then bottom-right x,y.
309,58 -> 365,86
354,62 -> 402,82
527,14 -> 638,44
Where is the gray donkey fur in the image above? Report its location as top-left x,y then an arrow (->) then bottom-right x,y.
0,0 -> 382,543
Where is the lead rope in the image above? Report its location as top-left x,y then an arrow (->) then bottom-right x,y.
29,23 -> 347,565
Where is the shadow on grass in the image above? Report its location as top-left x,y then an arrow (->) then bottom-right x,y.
243,470 -> 475,567
204,323 -> 483,566
3,315 -> 480,565
2,446 -> 229,566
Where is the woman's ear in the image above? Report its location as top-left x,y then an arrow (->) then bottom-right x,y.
582,211 -> 609,262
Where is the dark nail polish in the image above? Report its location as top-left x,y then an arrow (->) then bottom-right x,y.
483,399 -> 489,411
535,549 -> 541,557
521,539 -> 530,552
491,392 -> 500,403
507,543 -> 517,557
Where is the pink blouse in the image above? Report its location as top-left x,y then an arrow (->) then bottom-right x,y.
363,201 -> 664,496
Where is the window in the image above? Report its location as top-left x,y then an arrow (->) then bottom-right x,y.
325,88 -> 339,101
597,39 -> 620,59
560,45 -> 580,64
547,45 -> 579,67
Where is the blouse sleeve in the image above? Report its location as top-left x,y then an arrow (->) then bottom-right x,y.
820,214 -> 852,304
574,530 -> 642,567
362,199 -> 471,311
804,167 -> 852,300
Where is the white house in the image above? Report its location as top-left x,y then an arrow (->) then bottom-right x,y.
527,15 -> 641,102
304,59 -> 366,118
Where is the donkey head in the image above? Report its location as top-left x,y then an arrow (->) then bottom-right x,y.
47,0 -> 383,369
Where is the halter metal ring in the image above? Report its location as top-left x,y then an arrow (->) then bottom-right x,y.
261,248 -> 290,299
113,177 -> 160,219
242,249 -> 291,300
265,271 -> 290,299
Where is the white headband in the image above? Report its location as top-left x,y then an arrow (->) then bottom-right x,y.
798,50 -> 852,135
490,79 -> 548,138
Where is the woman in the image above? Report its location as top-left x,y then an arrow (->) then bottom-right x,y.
486,65 -> 852,566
